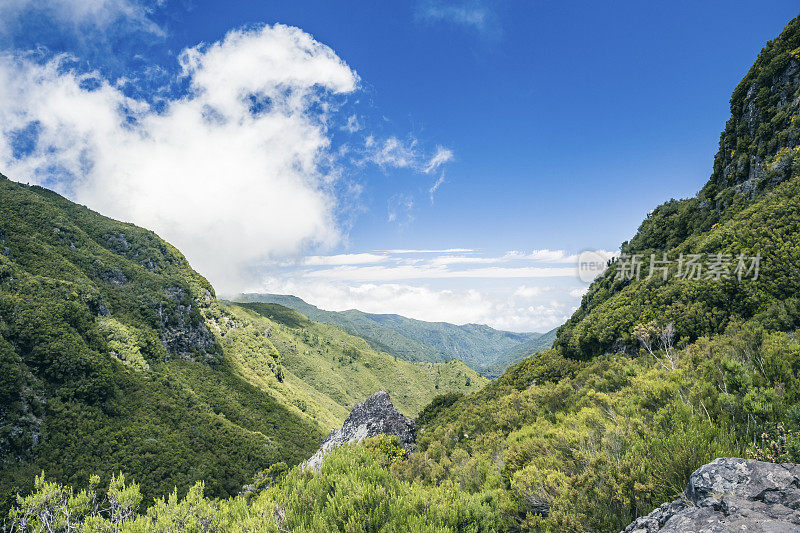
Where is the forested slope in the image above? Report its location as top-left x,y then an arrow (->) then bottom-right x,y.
0,176 -> 483,516
8,12 -> 800,533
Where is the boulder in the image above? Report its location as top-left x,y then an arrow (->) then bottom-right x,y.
304,391 -> 415,471
623,457 -> 800,532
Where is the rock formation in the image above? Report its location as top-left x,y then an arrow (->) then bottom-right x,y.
623,457 -> 800,532
304,391 -> 415,471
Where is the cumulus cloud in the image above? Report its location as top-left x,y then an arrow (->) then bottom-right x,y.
0,24 -> 360,291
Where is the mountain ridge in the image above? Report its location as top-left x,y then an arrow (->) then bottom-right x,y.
236,293 -> 556,376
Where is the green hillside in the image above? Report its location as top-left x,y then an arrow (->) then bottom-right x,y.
0,176 -> 484,516
407,13 -> 800,530
210,301 -> 488,429
0,175 -> 324,513
238,293 -> 553,374
555,15 -> 800,360
8,11 -> 800,533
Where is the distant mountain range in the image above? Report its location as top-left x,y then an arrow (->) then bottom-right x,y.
236,293 -> 557,376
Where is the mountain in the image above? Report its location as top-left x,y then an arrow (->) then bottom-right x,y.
555,17 -> 800,360
237,293 -> 556,375
8,12 -> 800,533
408,13 -> 800,531
482,327 -> 558,379
211,301 -> 487,430
0,175 -> 484,514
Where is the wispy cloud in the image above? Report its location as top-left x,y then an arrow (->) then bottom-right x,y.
0,0 -> 165,38
341,114 -> 362,133
429,172 -> 446,203
258,278 -> 577,332
383,248 -> 475,254
251,248 -> 602,331
365,135 -> 418,169
387,193 -> 415,227
416,0 -> 498,35
304,264 -> 577,281
301,253 -> 388,266
424,146 -> 454,174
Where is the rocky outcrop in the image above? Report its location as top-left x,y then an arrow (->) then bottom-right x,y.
623,457 -> 800,532
304,391 -> 415,471
159,286 -> 219,362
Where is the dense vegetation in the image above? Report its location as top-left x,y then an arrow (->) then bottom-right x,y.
556,14 -> 800,359
0,176 -> 326,514
7,11 -> 800,533
210,301 -> 487,429
239,294 -> 555,375
0,176 -> 482,518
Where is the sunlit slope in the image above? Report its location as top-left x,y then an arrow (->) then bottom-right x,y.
239,293 -> 550,374
0,175 -> 322,513
216,301 -> 489,429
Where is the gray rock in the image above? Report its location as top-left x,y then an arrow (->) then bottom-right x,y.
304,391 -> 415,471
159,286 -> 219,362
623,457 -> 800,532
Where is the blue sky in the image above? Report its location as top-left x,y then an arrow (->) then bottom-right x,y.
0,0 -> 798,331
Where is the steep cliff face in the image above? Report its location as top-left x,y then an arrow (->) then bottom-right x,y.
707,20 -> 800,200
555,15 -> 800,359
624,458 -> 800,532
304,391 -> 416,471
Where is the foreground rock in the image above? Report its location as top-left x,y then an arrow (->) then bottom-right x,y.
304,391 -> 415,471
623,457 -> 800,532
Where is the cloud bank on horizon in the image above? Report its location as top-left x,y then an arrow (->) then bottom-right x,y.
254,248 -> 615,332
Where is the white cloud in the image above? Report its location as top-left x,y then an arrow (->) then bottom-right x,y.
514,285 -> 548,298
342,114 -> 362,133
423,146 -> 453,174
302,264 -> 576,281
383,248 -> 475,254
0,24 -> 359,292
569,287 -> 589,298
301,253 -> 388,266
251,249 -> 594,330
366,135 -> 418,169
387,193 -> 414,227
428,172 -> 446,203
0,0 -> 164,37
417,0 -> 499,35
260,279 -> 571,332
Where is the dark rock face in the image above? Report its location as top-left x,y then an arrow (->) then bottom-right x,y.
623,457 -> 800,532
304,391 -> 415,471
159,286 -> 219,362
